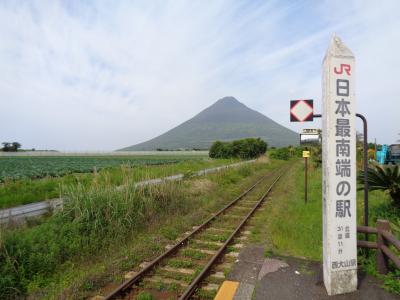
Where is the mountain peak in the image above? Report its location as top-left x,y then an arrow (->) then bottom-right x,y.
119,97 -> 299,150
213,96 -> 244,107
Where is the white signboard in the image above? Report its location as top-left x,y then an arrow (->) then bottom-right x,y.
300,134 -> 320,145
322,36 -> 357,295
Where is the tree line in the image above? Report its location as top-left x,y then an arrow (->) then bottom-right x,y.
209,138 -> 267,159
1,142 -> 22,152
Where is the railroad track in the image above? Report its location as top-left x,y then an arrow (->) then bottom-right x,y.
103,167 -> 287,300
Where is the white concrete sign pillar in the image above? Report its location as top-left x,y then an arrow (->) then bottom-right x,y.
322,35 -> 357,295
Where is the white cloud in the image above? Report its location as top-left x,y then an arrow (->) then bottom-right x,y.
0,0 -> 399,150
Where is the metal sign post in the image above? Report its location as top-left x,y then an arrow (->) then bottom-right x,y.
322,36 -> 357,295
303,150 -> 310,203
290,100 -> 314,206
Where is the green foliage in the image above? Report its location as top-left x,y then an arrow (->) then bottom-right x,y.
382,270 -> 400,294
369,201 -> 400,232
250,161 -> 323,260
181,249 -> 206,260
1,142 -> 21,152
368,142 -> 380,150
0,180 -> 187,298
167,259 -> 195,269
0,156 -> 235,209
0,159 -> 279,299
367,201 -> 400,251
237,165 -> 253,177
269,147 -> 290,160
268,145 -> 307,161
209,141 -> 233,158
264,249 -> 274,258
359,244 -> 400,295
209,138 -> 267,159
0,156 -> 189,182
358,164 -> 400,207
269,145 -> 313,161
136,291 -> 155,300
311,146 -> 322,168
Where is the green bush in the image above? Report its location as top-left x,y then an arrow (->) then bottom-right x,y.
269,146 -> 310,161
311,146 -> 322,168
358,164 -> 400,207
209,141 -> 233,158
209,138 -> 267,159
269,147 -> 290,160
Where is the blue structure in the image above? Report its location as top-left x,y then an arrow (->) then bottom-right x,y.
376,145 -> 388,164
376,144 -> 400,165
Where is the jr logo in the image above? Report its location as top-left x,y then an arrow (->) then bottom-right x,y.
334,64 -> 351,75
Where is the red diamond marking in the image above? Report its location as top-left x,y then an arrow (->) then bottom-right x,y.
290,100 -> 313,122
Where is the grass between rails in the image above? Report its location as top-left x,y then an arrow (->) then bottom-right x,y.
249,160 -> 322,260
0,156 -> 286,299
0,157 -> 238,209
249,160 -> 400,294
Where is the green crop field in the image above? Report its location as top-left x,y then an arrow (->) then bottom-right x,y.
0,155 -> 205,182
0,154 -> 241,209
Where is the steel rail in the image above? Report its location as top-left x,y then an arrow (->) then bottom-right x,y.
104,172 -> 272,300
179,171 -> 285,300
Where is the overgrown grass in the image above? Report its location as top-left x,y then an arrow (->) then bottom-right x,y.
0,179 -> 188,298
136,291 -> 155,300
166,259 -> 196,269
249,160 -> 400,294
250,160 -> 322,259
358,189 -> 400,294
0,157 -> 283,299
0,157 -> 238,209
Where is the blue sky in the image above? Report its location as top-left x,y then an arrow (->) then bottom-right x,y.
1,0 -> 399,151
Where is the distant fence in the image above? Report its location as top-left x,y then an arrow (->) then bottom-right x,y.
357,219 -> 400,273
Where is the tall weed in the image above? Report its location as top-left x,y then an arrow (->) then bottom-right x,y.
0,177 -> 185,298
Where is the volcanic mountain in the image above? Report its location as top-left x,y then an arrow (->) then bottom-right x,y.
120,97 -> 299,150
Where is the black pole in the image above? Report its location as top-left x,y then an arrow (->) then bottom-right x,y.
356,113 -> 369,242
